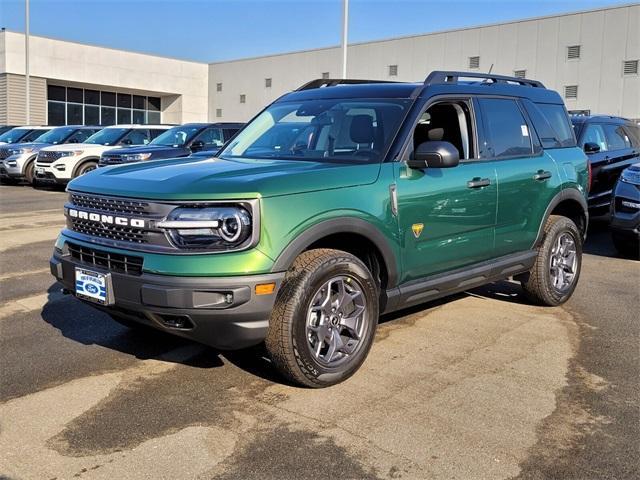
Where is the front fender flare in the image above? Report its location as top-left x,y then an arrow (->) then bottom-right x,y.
271,217 -> 399,288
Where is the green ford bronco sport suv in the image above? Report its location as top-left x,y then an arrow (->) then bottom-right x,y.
50,71 -> 588,387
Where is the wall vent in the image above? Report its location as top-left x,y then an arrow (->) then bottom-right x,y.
567,45 -> 581,60
564,85 -> 578,99
623,60 -> 639,75
514,69 -> 527,78
388,65 -> 398,76
468,56 -> 480,69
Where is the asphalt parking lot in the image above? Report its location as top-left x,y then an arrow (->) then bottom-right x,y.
0,184 -> 638,480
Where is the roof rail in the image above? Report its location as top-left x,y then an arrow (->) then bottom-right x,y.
424,71 -> 545,88
296,78 -> 399,91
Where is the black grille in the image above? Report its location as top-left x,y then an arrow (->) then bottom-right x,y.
69,218 -> 147,243
68,242 -> 144,276
37,151 -> 68,164
100,154 -> 124,166
0,148 -> 11,160
70,193 -> 151,215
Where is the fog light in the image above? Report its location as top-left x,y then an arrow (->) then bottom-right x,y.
225,293 -> 234,304
54,165 -> 66,171
255,283 -> 276,295
6,160 -> 17,167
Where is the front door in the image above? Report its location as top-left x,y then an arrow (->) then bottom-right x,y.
394,98 -> 498,283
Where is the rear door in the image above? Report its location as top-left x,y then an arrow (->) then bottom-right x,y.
476,97 -> 562,255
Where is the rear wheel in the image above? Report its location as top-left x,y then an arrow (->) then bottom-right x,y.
265,249 -> 379,388
520,215 -> 582,306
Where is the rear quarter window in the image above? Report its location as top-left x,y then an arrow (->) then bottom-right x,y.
528,102 -> 576,148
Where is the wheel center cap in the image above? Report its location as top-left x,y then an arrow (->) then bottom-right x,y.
330,315 -> 339,326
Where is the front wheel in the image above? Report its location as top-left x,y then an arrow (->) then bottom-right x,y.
24,160 -> 36,184
265,249 -> 379,388
520,215 -> 582,306
75,161 -> 97,178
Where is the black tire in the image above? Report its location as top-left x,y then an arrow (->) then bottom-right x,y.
520,215 -> 582,306
75,161 -> 98,178
0,177 -> 19,185
24,160 -> 35,184
265,248 -> 379,388
612,233 -> 640,259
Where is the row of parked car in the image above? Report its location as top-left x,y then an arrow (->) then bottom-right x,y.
0,122 -> 243,186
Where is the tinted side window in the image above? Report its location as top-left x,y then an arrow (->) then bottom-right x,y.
603,124 -> 631,150
149,129 -> 167,140
224,128 -> 239,140
479,98 -> 532,158
536,103 -> 576,147
522,99 -> 560,149
581,124 -> 608,152
120,129 -> 150,146
193,128 -> 225,147
624,125 -> 640,147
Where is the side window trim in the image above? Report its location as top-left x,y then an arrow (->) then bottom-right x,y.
398,95 -> 480,164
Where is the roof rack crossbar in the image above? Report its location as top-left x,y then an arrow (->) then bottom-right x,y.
424,71 -> 545,88
296,78 -> 400,91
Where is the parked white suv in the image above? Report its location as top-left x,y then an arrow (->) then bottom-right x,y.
34,125 -> 170,185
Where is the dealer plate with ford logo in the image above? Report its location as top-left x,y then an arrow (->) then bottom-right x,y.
75,268 -> 113,305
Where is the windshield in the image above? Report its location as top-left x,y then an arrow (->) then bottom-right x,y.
219,99 -> 411,163
0,128 -> 33,143
84,128 -> 129,146
151,125 -> 202,147
32,127 -> 76,145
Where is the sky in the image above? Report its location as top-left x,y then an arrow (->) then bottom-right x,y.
0,0 -> 634,62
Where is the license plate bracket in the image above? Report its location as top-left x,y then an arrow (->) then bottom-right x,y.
74,268 -> 114,305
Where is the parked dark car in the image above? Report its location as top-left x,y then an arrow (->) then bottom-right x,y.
571,115 -> 640,215
610,162 -> 640,258
99,123 -> 243,166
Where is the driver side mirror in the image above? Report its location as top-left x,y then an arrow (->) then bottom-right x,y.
407,141 -> 460,169
190,140 -> 205,151
121,138 -> 132,145
583,142 -> 601,154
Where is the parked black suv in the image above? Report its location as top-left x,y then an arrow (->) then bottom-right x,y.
99,123 -> 243,166
571,115 -> 640,215
610,162 -> 640,258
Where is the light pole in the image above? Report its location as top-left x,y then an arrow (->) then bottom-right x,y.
341,0 -> 349,79
25,0 -> 30,124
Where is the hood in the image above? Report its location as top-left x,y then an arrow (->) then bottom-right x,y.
42,143 -> 123,154
4,141 -> 51,152
69,156 -> 381,200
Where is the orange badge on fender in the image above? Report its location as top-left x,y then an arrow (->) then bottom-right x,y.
412,223 -> 424,238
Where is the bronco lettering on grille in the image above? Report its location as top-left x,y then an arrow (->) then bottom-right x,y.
65,208 -> 146,228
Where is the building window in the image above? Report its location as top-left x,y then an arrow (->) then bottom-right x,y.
564,85 -> 578,99
514,69 -> 527,78
322,72 -> 330,79
216,83 -> 223,92
388,65 -> 398,76
567,45 -> 581,60
623,60 -> 639,75
265,78 -> 272,88
46,85 -> 161,126
468,56 -> 480,69
240,94 -> 246,104
216,108 -> 223,118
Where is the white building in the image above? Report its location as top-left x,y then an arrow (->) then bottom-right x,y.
1,3 -> 638,126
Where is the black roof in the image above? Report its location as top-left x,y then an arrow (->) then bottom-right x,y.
279,70 -> 563,104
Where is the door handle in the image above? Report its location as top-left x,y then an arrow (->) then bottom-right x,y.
533,170 -> 552,181
467,177 -> 491,188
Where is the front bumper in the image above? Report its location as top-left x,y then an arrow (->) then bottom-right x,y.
50,252 -> 285,350
610,181 -> 640,240
34,160 -> 73,184
1,154 -> 31,178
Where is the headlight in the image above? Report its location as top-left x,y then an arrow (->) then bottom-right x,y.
158,205 -> 253,250
620,166 -> 640,186
58,150 -> 84,157
122,153 -> 152,162
8,147 -> 34,155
